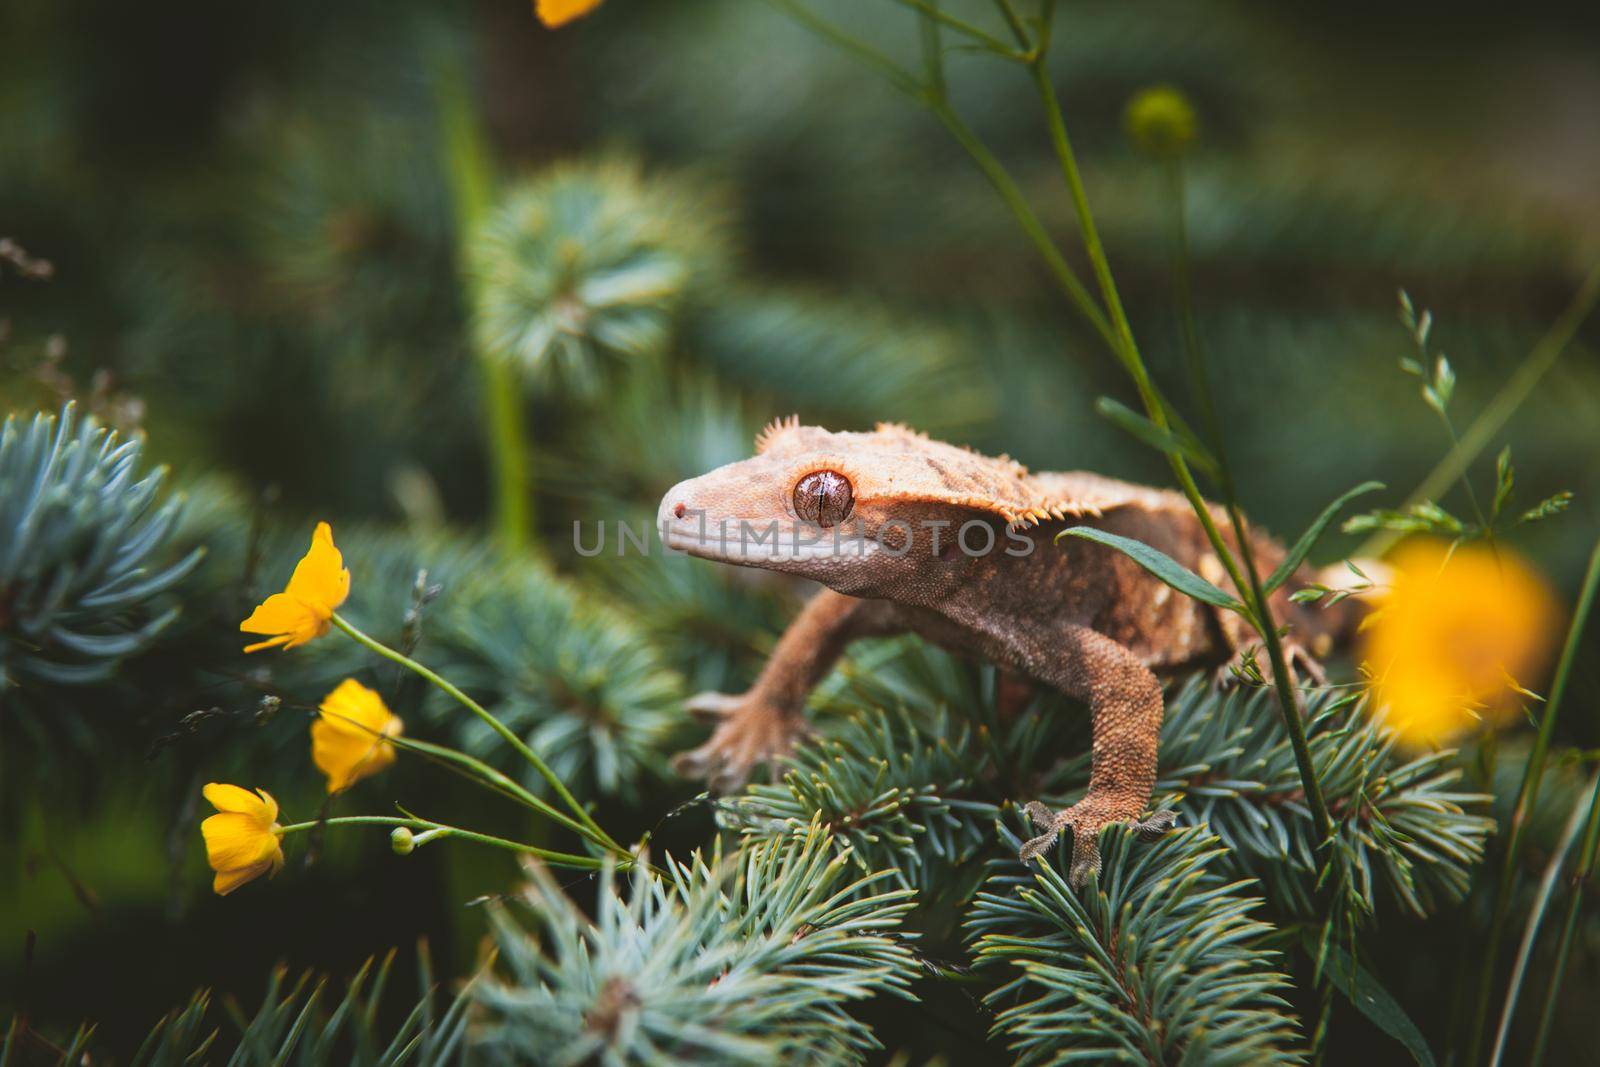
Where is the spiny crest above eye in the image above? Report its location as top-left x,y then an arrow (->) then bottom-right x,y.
748,419 -> 1174,530
755,414 -> 803,454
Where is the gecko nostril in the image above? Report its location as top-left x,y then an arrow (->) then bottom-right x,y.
673,503 -> 687,520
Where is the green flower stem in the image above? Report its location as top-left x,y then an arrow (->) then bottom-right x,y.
1017,5 -> 1333,844
315,700 -> 587,838
1165,158 -> 1335,860
922,101 -> 1117,355
385,731 -> 606,848
917,7 -> 944,97
768,0 -> 1117,352
481,363 -> 531,549
1167,161 -> 1225,471
277,815 -> 606,871
890,0 -> 1021,58
1019,14 -> 1248,589
329,612 -> 625,857
1358,263 -> 1600,560
991,0 -> 1030,48
1469,534 -> 1600,1066
433,49 -> 531,550
778,0 -> 1336,845
1529,764 -> 1600,1066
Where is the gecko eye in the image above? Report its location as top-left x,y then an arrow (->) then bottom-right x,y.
793,470 -> 854,528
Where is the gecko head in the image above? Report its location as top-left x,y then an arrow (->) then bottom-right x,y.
656,418 -> 1040,593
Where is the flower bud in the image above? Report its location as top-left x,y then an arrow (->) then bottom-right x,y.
1124,86 -> 1198,158
391,827 -> 416,855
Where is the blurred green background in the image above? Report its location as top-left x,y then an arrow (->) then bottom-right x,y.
3,0 -> 1599,1061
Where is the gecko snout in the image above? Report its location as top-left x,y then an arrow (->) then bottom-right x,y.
657,478 -> 702,543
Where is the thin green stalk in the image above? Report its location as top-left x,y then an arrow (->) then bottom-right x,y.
1441,413 -> 1492,541
767,0 -> 920,96
1022,19 -> 1246,586
918,7 -> 944,98
1488,769 -> 1595,1067
277,815 -> 605,870
330,613 -> 624,856
776,0 -> 1336,847
1529,765 -> 1600,1065
315,698 -> 586,833
1165,161 -> 1333,853
767,0 -> 1117,351
433,50 -> 531,549
890,0 -> 1020,57
385,731 -> 609,848
1165,158 -> 1264,635
1167,161 -> 1226,466
991,0 -> 1032,50
1020,22 -> 1141,381
1469,535 -> 1600,1066
924,101 -> 1116,351
1022,10 -> 1332,841
1359,264 -> 1600,559
481,366 -> 530,547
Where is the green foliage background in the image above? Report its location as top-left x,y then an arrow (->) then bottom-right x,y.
3,0 -> 1600,1063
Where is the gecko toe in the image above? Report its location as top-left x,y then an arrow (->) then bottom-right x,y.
1068,837 -> 1102,889
1019,801 -> 1070,862
1018,828 -> 1060,863
1022,800 -> 1059,831
685,692 -> 743,722
1133,809 -> 1178,840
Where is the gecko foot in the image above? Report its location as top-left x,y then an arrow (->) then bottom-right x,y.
1018,800 -> 1179,889
671,692 -> 810,794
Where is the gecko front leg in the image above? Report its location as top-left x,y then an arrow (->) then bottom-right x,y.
1019,626 -> 1175,888
672,588 -> 903,793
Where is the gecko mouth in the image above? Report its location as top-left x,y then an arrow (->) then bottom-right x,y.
658,520 -> 883,563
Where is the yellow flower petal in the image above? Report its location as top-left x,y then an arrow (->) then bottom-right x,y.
240,523 -> 348,654
253,787 -> 279,825
214,859 -> 275,897
202,812 -> 283,870
1363,538 -> 1557,748
313,679 -> 403,793
536,0 -> 603,28
285,522 -> 350,613
200,783 -> 285,896
203,782 -> 268,815
242,632 -> 297,654
320,678 -> 393,733
240,592 -> 313,635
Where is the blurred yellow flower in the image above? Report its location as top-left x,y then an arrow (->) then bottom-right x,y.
1124,85 -> 1198,158
313,678 -> 404,793
1363,538 -> 1557,747
536,0 -> 603,29
240,522 -> 350,653
200,783 -> 285,896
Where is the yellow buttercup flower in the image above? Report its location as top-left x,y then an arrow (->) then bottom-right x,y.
536,0 -> 603,28
240,522 -> 350,653
313,678 -> 404,793
1362,538 -> 1557,748
200,783 -> 285,896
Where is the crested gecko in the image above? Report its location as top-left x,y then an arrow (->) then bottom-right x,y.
656,419 -> 1361,886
